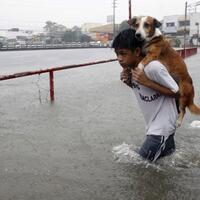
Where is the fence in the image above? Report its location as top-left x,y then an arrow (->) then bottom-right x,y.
0,59 -> 117,102
176,47 -> 197,58
0,47 -> 197,102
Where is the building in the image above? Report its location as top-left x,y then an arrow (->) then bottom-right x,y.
162,13 -> 200,37
0,29 -> 44,46
89,24 -> 119,45
81,23 -> 103,34
0,29 -> 34,40
189,12 -> 200,37
81,23 -> 103,42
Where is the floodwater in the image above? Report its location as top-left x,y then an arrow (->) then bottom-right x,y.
0,48 -> 200,200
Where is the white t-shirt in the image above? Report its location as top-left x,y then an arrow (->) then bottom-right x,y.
132,60 -> 179,137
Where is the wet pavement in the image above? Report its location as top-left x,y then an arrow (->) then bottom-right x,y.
0,48 -> 200,200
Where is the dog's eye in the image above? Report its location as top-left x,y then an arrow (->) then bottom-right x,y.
135,23 -> 139,28
144,23 -> 150,28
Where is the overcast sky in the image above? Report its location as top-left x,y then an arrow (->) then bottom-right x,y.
0,0 -> 198,30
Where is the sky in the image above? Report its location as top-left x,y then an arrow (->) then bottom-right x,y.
0,0 -> 199,30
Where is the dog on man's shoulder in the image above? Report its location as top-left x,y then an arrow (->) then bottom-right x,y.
127,15 -> 200,127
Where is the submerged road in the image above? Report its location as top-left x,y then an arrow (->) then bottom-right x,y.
0,49 -> 200,200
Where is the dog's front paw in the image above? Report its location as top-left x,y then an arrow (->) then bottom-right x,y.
138,63 -> 144,70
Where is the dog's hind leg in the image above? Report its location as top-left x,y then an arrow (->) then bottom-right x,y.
176,91 -> 189,127
176,80 -> 193,127
176,108 -> 186,127
176,95 -> 187,127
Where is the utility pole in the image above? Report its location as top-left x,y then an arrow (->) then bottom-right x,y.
129,0 -> 132,21
195,1 -> 200,12
184,1 -> 187,58
196,22 -> 199,46
113,0 -> 117,39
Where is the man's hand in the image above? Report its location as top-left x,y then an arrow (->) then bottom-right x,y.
120,67 -> 132,87
131,67 -> 151,87
132,67 -> 180,98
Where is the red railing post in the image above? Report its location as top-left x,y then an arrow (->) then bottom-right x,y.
49,70 -> 54,102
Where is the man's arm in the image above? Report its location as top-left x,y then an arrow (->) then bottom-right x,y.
132,67 -> 180,98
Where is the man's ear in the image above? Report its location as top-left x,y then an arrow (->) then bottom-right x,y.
153,18 -> 162,28
135,47 -> 142,57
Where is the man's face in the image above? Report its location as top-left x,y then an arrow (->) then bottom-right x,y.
115,48 -> 138,68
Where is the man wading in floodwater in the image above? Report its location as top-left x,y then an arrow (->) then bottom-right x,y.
112,29 -> 180,162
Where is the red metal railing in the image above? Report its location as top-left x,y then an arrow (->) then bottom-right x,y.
0,59 -> 117,102
0,47 -> 197,102
176,47 -> 197,58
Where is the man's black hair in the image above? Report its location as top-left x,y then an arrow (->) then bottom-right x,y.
112,29 -> 144,52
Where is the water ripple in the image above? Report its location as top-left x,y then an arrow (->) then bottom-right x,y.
112,142 -> 200,171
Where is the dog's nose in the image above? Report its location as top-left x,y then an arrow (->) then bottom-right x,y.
135,33 -> 141,39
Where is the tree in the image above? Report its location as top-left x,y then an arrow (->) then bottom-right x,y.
62,27 -> 92,43
174,38 -> 181,47
43,21 -> 67,44
43,21 -> 57,33
119,20 -> 130,32
71,26 -> 82,42
62,31 -> 74,42
80,34 -> 92,42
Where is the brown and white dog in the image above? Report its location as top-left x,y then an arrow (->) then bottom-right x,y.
129,16 -> 200,127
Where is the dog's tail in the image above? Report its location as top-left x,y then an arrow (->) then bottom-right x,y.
188,103 -> 200,114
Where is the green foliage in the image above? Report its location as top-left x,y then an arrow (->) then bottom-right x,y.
62,31 -> 75,42
62,30 -> 92,43
174,38 -> 181,47
44,21 -> 92,43
80,34 -> 92,42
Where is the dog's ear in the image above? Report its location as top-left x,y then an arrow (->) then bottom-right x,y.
128,17 -> 137,27
153,18 -> 162,28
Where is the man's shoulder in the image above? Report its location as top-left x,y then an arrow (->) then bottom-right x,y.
146,60 -> 165,69
144,60 -> 166,74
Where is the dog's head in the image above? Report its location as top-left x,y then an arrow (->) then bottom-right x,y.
129,16 -> 162,41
